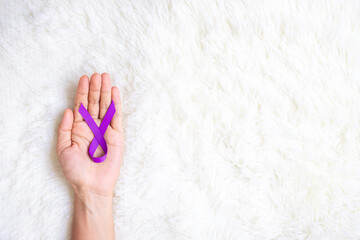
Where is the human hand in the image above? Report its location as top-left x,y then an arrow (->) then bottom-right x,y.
56,73 -> 124,199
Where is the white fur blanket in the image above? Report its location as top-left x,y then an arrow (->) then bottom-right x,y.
1,0 -> 360,239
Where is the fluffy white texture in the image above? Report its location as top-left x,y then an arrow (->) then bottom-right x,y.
1,0 -> 360,239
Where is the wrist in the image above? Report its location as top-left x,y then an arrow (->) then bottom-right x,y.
72,186 -> 115,240
73,187 -> 113,213
72,183 -> 114,198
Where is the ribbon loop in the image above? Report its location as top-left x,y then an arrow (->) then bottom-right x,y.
78,101 -> 116,163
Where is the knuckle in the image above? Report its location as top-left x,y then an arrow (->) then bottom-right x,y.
75,103 -> 87,108
88,98 -> 99,104
100,103 -> 109,109
90,113 -> 98,119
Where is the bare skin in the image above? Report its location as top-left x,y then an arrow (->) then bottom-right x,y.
56,73 -> 124,240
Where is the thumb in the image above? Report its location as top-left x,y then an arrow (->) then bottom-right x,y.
57,108 -> 74,158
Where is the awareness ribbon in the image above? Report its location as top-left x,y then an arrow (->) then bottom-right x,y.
78,101 -> 116,163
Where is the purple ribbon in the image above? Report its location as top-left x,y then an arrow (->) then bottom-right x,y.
78,101 -> 116,163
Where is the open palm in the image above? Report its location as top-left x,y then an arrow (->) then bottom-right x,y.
56,73 -> 124,197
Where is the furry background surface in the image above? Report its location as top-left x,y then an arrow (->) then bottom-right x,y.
1,0 -> 360,239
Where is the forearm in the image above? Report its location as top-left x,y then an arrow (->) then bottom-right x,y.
71,189 -> 114,240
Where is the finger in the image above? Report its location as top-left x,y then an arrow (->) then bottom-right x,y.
88,73 -> 101,119
74,75 -> 89,122
57,108 -> 74,157
99,73 -> 112,120
110,86 -> 123,132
